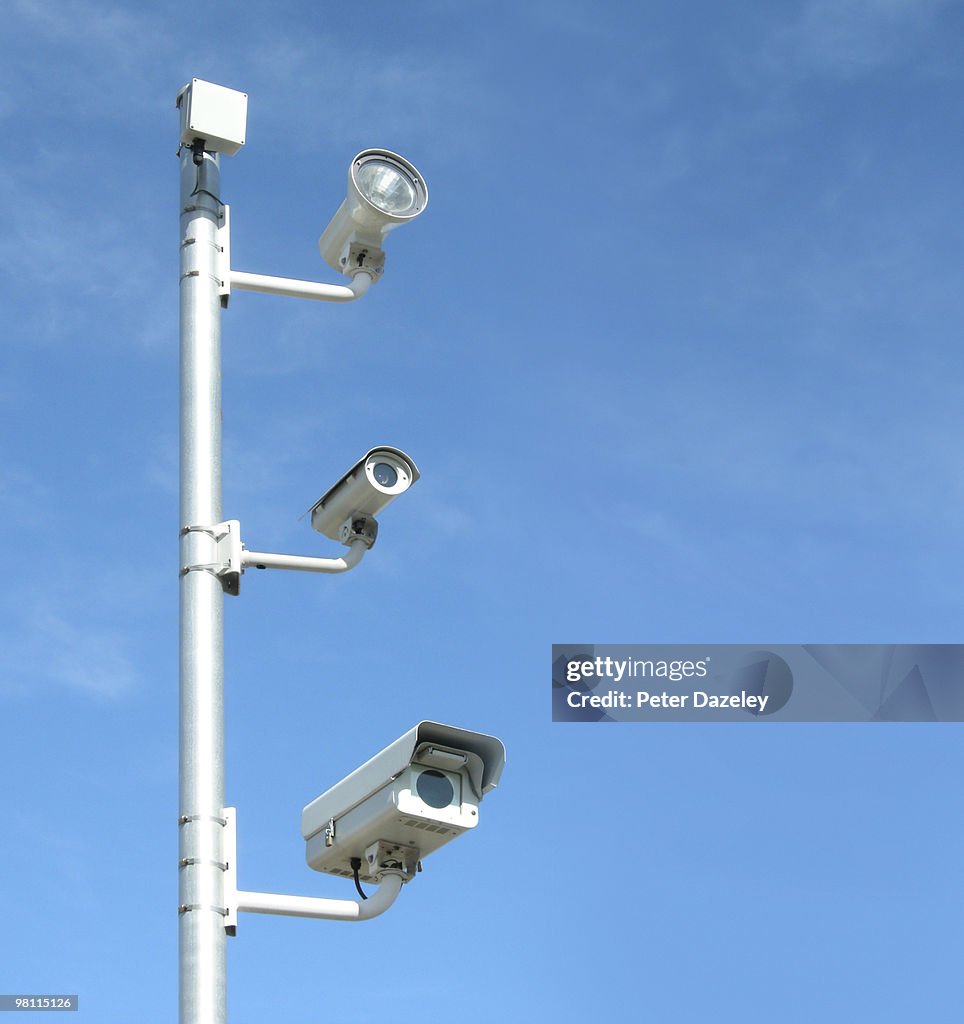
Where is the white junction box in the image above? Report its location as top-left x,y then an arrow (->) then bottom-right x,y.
177,78 -> 247,156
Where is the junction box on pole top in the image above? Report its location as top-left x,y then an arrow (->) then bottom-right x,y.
177,79 -> 248,156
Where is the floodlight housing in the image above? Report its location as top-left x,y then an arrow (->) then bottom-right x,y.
318,150 -> 428,277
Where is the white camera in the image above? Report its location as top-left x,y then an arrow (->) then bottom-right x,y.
301,721 -> 506,883
308,446 -> 419,548
318,149 -> 428,278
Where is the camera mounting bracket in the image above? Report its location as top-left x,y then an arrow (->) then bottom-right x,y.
181,519 -> 369,596
180,520 -> 243,596
221,807 -> 407,935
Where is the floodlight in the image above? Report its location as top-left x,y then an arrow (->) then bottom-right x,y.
318,150 -> 428,278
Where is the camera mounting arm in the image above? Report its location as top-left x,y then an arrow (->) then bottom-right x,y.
230,874 -> 403,925
181,519 -> 374,596
241,540 -> 368,575
221,808 -> 407,934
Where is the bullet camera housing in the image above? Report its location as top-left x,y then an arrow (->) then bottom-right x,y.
309,446 -> 419,546
302,721 -> 506,884
318,149 -> 428,277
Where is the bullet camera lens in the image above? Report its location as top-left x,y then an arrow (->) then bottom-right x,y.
415,769 -> 454,809
372,462 -> 398,488
355,159 -> 418,216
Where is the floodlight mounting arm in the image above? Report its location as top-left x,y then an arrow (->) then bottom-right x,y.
229,268 -> 373,303
215,204 -> 376,306
221,808 -> 405,932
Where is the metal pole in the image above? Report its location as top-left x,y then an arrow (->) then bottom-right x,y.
178,146 -> 227,1024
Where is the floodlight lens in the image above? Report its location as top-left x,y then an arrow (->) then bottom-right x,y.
415,769 -> 455,809
355,159 -> 418,216
372,462 -> 398,488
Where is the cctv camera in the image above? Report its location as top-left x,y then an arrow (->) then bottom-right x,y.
318,149 -> 428,278
302,721 -> 505,884
309,446 -> 419,548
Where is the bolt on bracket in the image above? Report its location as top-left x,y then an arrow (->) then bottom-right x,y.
342,241 -> 385,280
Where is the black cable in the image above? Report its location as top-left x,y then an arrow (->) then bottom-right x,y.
188,140 -> 224,205
190,165 -> 223,204
350,857 -> 368,901
192,186 -> 223,204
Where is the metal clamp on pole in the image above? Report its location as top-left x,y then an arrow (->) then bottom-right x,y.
180,520 -> 243,596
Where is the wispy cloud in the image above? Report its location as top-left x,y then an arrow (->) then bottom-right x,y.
0,452 -> 146,698
763,0 -> 952,78
0,602 -> 140,699
0,461 -> 53,531
0,162 -> 169,348
546,347 -> 964,541
234,32 -> 494,162
513,0 -> 616,39
9,0 -> 164,49
3,0 -> 174,101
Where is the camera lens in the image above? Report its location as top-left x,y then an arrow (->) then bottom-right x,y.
415,769 -> 454,809
372,462 -> 398,488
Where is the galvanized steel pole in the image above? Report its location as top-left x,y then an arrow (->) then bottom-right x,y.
178,146 -> 227,1024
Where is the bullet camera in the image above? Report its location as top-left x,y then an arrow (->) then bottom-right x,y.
308,446 -> 419,548
302,721 -> 506,884
318,149 -> 428,279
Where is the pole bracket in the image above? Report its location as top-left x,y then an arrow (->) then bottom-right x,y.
180,521 -> 243,596
216,205 -> 231,307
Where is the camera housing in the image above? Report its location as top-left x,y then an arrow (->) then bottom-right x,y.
302,721 -> 506,884
309,446 -> 419,547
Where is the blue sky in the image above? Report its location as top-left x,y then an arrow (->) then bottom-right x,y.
1,1 -> 963,1021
